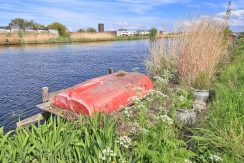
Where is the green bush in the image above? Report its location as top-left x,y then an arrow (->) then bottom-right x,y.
86,28 -> 96,33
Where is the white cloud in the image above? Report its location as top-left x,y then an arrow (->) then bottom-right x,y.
217,10 -> 244,26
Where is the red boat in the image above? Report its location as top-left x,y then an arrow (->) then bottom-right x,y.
52,72 -> 153,115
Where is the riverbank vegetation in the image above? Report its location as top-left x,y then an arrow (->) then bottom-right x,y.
0,32 -> 152,45
1,6 -> 243,162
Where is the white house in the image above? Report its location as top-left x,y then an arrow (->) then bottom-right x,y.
117,29 -> 150,36
10,26 -> 20,33
138,30 -> 150,35
48,29 -> 59,35
24,27 -> 36,33
0,27 -> 10,33
117,29 -> 137,36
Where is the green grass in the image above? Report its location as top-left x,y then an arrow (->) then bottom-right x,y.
0,114 -> 134,162
190,40 -> 244,162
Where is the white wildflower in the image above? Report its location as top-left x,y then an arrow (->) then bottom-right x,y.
124,106 -> 131,118
148,89 -> 156,95
158,115 -> 174,125
130,122 -> 148,134
154,76 -> 168,84
179,95 -> 186,102
128,96 -> 141,102
101,147 -> 117,161
117,136 -> 132,149
209,154 -> 223,162
184,159 -> 192,163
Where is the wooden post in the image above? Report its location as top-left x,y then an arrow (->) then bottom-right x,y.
41,87 -> 49,103
109,68 -> 113,74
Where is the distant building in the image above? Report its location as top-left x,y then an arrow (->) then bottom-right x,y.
0,26 -> 10,33
24,27 -> 35,33
48,29 -> 59,35
0,25 -> 59,35
159,31 -> 168,35
137,30 -> 150,35
117,29 -> 136,36
98,23 -> 104,32
10,26 -> 20,33
116,29 -> 150,36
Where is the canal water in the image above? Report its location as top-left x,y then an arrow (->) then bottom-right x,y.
0,40 -> 149,130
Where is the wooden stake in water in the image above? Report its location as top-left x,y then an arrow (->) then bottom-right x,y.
41,87 -> 49,102
109,68 -> 113,74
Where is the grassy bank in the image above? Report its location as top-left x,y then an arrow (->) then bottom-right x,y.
190,40 -> 244,162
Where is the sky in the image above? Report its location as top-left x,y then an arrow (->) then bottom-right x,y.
0,0 -> 243,32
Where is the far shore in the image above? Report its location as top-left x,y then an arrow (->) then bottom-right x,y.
0,32 -> 180,47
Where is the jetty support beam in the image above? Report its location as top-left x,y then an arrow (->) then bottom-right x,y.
16,111 -> 50,127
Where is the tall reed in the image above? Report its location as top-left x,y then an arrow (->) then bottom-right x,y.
176,17 -> 228,85
0,33 -> 58,45
70,32 -> 115,41
146,17 -> 229,86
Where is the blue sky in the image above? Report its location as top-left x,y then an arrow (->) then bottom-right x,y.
0,0 -> 243,32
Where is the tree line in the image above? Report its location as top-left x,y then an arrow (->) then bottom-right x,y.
7,18 -> 97,36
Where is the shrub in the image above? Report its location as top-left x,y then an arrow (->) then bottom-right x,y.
149,27 -> 157,40
86,28 -> 96,33
47,22 -> 69,37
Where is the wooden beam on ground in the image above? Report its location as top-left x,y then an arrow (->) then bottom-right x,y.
16,111 -> 51,127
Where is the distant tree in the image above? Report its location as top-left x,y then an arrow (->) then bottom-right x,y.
9,18 -> 45,29
149,28 -> 157,40
47,22 -> 69,37
77,28 -> 85,32
33,23 -> 46,29
86,27 -> 96,33
9,18 -> 31,28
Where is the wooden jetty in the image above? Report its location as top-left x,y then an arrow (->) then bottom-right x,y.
16,68 -> 114,127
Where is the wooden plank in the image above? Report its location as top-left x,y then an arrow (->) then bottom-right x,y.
16,111 -> 51,127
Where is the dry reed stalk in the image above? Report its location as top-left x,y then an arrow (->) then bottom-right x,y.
22,33 -> 58,43
176,17 -> 228,84
0,33 -> 20,45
